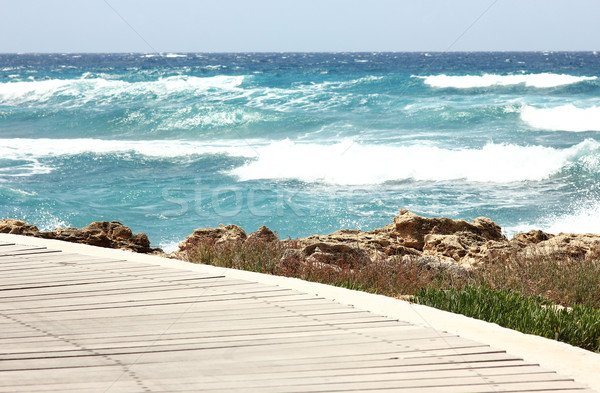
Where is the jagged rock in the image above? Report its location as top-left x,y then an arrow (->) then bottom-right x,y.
41,221 -> 160,254
280,241 -> 371,271
392,209 -> 506,250
297,209 -> 507,269
302,228 -> 420,261
512,229 -> 554,245
246,225 -> 278,243
532,233 -> 600,260
178,224 -> 247,252
0,219 -> 161,254
0,219 -> 40,236
400,254 -> 467,274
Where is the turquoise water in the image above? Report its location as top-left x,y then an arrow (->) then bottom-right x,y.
1,52 -> 599,251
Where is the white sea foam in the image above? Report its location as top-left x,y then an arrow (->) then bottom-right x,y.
508,202 -> 600,236
230,139 -> 598,184
0,138 -> 258,161
157,108 -> 271,130
0,159 -> 53,177
3,138 -> 598,184
521,104 -> 600,131
418,73 -> 597,89
159,239 -> 181,253
543,203 -> 600,235
0,75 -> 246,105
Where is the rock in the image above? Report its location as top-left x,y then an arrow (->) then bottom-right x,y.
400,254 -> 467,274
0,219 -> 160,254
532,233 -> 600,260
512,230 -> 554,245
0,219 -> 40,236
280,241 -> 371,271
246,225 -> 278,243
302,228 -> 420,261
392,209 -> 506,250
178,224 -> 247,252
294,209 -> 507,269
40,221 -> 160,254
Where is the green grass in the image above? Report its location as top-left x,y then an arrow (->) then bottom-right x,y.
411,286 -> 600,352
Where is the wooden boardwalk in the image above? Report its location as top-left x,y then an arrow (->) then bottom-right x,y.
0,239 -> 596,393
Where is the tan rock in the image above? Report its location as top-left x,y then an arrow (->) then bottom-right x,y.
246,225 -> 278,243
0,219 -> 160,254
512,230 -> 554,245
178,224 -> 247,252
392,209 -> 506,250
41,221 -> 159,254
0,219 -> 40,236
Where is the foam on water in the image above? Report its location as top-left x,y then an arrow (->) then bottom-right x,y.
230,139 -> 598,184
0,75 -> 246,105
419,73 -> 597,88
0,138 -> 258,160
3,138 -> 597,183
521,105 -> 600,131
543,202 -> 600,234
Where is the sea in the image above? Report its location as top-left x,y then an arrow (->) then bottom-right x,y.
1,52 -> 599,251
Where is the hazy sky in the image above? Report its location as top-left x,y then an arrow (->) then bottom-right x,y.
1,0 -> 598,52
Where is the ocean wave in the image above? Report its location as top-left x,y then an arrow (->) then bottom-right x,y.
0,138 -> 258,160
0,75 -> 246,105
0,186 -> 37,196
0,158 -> 52,177
417,73 -> 597,89
543,202 -> 600,234
521,104 -> 600,131
230,139 -> 599,184
3,138 -> 598,184
507,201 -> 600,236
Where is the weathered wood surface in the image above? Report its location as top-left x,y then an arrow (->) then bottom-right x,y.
0,241 -> 594,392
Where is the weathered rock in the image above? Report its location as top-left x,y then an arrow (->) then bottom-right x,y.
0,219 -> 40,236
246,225 -> 278,243
295,209 -> 507,269
280,241 -> 371,271
41,221 -> 159,254
178,224 -> 247,252
392,209 -> 506,250
400,254 -> 467,274
531,233 -> 600,260
0,219 -> 161,254
512,230 -> 554,245
302,228 -> 420,261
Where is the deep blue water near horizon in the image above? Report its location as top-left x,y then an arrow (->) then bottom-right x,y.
1,52 -> 599,251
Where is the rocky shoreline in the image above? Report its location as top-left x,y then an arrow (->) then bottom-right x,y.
2,209 -> 600,271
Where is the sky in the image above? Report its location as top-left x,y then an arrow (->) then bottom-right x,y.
0,0 -> 599,52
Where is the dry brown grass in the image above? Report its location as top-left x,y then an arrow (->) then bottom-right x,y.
182,238 -> 600,309
473,249 -> 600,308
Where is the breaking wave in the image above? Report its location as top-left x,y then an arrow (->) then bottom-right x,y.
0,75 -> 246,105
521,104 -> 600,131
3,138 -> 599,183
230,139 -> 599,184
419,73 -> 597,89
